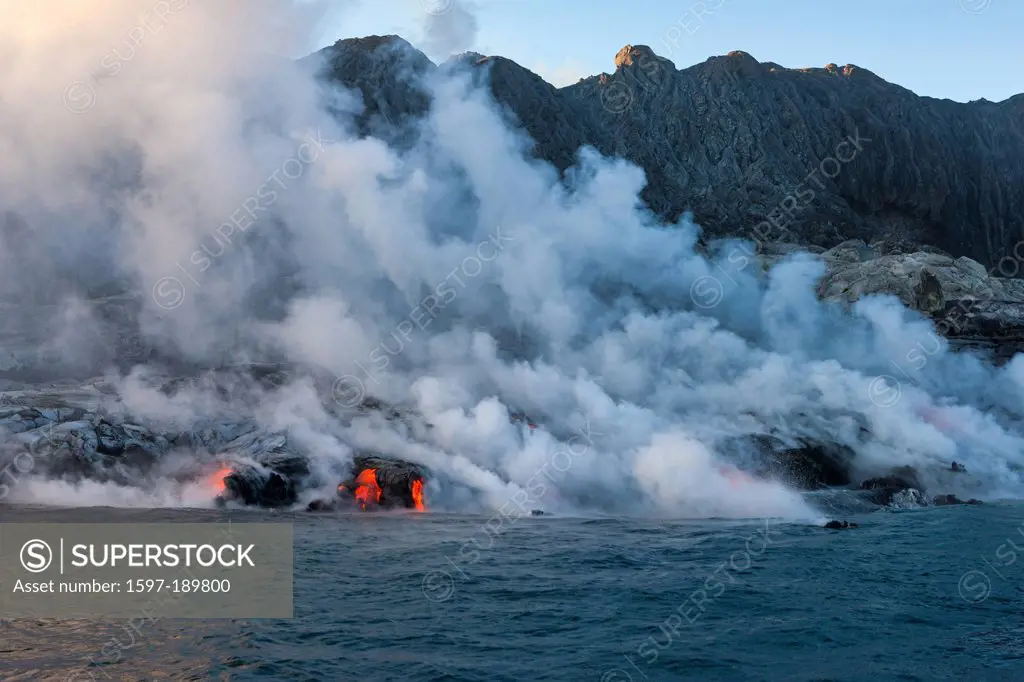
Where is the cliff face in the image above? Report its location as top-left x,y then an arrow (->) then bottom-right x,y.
313,37 -> 1024,268
301,35 -> 435,146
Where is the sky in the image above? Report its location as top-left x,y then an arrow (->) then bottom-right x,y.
314,0 -> 1022,103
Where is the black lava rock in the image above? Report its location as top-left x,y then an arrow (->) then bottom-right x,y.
335,453 -> 428,510
220,467 -> 298,508
860,466 -> 923,505
718,434 -> 856,491
932,494 -> 983,506
306,499 -> 337,512
316,37 -> 1024,269
824,520 -> 859,530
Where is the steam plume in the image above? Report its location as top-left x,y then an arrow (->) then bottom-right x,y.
2,1 -> 1022,520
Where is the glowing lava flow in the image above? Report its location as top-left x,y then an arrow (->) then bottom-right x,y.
411,478 -> 426,512
353,468 -> 382,510
210,466 -> 233,493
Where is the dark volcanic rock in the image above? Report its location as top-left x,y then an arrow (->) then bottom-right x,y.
219,467 -> 299,508
338,453 -> 427,510
938,299 -> 1024,342
303,35 -> 434,147
860,466 -> 924,506
314,39 -> 1024,269
216,440 -> 312,509
776,441 -> 856,489
1,373 -> 433,511
861,466 -> 922,490
478,56 -> 602,175
932,494 -> 983,506
913,269 -> 945,314
230,469 -> 296,507
824,520 -> 859,530
719,434 -> 855,490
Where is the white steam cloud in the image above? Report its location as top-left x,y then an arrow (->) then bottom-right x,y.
1,1 -> 1022,521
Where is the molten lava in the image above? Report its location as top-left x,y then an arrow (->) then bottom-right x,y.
411,478 -> 426,512
353,468 -> 382,510
210,466 -> 233,493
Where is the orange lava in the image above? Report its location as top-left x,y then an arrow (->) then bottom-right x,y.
411,478 -> 426,512
210,466 -> 233,493
353,468 -> 382,510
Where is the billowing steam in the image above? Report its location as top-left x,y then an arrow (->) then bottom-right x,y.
1,1 -> 1023,521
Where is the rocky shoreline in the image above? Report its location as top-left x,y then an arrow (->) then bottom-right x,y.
0,362 -> 993,516
2,235 -> 1021,516
0,368 -> 432,513
1,238 -> 1021,515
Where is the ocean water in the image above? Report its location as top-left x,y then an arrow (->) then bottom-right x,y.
1,503 -> 1022,681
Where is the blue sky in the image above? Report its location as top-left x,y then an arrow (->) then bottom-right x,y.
315,0 -> 1021,103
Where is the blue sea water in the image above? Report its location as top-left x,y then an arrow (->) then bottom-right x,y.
1,502 -> 1022,681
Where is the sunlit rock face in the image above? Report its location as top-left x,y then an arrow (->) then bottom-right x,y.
738,239 -> 1024,353
816,242 -> 1017,309
809,240 -> 1024,351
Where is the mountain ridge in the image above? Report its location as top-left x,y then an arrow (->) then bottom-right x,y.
310,35 -> 1024,269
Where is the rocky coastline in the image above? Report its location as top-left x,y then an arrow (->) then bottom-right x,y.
0,362 -> 991,516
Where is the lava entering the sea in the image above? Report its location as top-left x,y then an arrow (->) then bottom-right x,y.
210,465 -> 233,493
214,453 -> 428,511
336,466 -> 427,512
411,478 -> 425,511
353,468 -> 382,510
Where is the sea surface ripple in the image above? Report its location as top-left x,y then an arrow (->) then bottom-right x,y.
1,503 -> 1022,681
